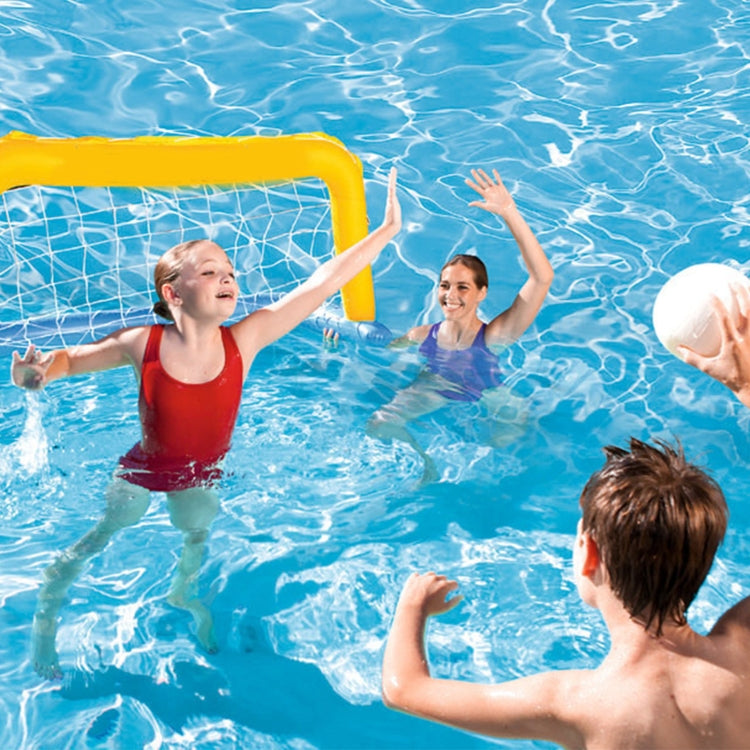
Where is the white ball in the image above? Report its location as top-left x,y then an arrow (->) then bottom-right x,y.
653,263 -> 750,359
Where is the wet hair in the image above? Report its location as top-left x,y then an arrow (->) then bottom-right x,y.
579,438 -> 727,635
441,254 -> 488,289
152,239 -> 214,321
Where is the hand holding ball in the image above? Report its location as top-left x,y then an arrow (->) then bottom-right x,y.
653,263 -> 750,359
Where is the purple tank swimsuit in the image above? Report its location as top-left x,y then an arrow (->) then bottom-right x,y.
418,322 -> 503,402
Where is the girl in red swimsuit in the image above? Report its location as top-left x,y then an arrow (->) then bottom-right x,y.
367,168 -> 553,484
13,169 -> 401,679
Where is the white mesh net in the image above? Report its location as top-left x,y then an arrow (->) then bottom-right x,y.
0,179 -> 388,352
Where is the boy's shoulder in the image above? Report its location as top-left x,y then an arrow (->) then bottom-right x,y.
560,633 -> 750,748
710,594 -> 750,642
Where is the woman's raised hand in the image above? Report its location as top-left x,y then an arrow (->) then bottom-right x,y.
466,168 -> 515,219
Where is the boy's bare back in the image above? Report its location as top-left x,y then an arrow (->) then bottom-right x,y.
561,599 -> 750,748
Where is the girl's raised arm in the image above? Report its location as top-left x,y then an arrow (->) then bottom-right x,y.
231,168 -> 401,358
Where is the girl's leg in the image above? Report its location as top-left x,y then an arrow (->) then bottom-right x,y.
367,373 -> 450,484
32,477 -> 151,679
165,487 -> 220,653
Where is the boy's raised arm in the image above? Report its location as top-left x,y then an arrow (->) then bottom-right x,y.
382,572 -> 583,746
382,572 -> 461,711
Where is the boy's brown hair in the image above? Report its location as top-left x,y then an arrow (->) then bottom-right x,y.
579,438 -> 728,635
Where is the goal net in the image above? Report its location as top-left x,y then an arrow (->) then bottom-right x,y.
0,132 -> 392,353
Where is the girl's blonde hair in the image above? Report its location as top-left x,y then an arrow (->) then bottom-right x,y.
152,239 -> 213,321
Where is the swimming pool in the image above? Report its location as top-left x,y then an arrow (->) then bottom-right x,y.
1,1 -> 749,748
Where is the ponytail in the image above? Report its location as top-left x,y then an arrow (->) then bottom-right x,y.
153,300 -> 173,321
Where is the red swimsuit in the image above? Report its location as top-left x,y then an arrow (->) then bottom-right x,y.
119,324 -> 243,492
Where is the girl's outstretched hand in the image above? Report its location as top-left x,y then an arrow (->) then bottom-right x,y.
11,345 -> 55,390
679,284 -> 750,408
466,168 -> 516,219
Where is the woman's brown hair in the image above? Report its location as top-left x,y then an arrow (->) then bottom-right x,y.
441,254 -> 488,289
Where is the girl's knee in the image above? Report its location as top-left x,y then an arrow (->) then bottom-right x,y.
167,487 -> 220,532
104,479 -> 151,529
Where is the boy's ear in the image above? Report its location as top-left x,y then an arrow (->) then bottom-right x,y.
581,533 -> 601,578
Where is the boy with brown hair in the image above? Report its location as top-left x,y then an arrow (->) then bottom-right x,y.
382,286 -> 750,749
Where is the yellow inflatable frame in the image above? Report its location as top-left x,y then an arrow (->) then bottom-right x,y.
0,130 -> 375,321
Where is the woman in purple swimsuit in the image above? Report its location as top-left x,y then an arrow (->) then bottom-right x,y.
367,168 -> 553,483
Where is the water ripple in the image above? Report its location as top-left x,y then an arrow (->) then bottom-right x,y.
1,0 -> 749,747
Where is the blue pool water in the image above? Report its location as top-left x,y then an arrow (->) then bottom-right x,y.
1,1 -> 750,748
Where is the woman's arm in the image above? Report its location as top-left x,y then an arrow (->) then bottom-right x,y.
231,168 -> 401,359
467,169 -> 553,347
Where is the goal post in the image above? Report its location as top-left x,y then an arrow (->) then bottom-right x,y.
0,130 -> 375,322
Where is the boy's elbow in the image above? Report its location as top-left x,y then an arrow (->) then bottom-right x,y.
383,673 -> 434,718
382,675 -> 407,711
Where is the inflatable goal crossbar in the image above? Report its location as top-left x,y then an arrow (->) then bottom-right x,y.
0,130 -> 375,321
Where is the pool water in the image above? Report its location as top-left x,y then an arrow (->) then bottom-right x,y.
1,1 -> 750,748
